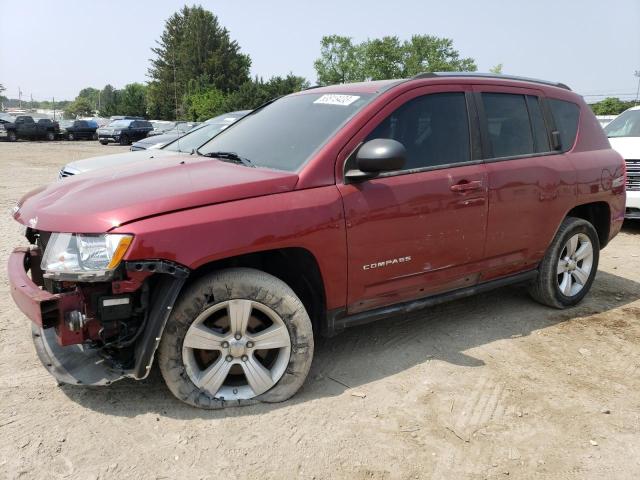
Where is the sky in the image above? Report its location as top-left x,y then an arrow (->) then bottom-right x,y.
1,0 -> 639,102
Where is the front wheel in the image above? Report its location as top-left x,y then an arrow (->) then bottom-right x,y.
92,132 -> 98,140
529,216 -> 600,308
7,131 -> 16,142
67,133 -> 74,141
119,135 -> 129,146
46,131 -> 55,141
158,268 -> 314,409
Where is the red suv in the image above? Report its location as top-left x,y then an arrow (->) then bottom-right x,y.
8,73 -> 626,408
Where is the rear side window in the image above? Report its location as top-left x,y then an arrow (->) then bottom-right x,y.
482,93 -> 534,158
366,92 -> 470,170
548,99 -> 580,151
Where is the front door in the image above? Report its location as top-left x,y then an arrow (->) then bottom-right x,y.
337,86 -> 489,314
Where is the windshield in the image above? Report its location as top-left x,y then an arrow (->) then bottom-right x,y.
198,93 -> 373,171
604,109 -> 640,138
59,120 -> 73,128
163,123 -> 230,153
108,120 -> 133,128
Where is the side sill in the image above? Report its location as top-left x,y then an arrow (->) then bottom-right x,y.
322,269 -> 538,337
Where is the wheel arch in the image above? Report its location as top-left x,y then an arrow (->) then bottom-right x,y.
187,247 -> 327,333
565,201 -> 611,248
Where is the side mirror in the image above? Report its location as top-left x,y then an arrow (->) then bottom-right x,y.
345,138 -> 406,182
551,130 -> 562,151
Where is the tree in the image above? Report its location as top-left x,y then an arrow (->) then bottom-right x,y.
590,97 -> 635,116
489,63 -> 503,74
118,83 -> 147,117
64,97 -> 94,119
147,5 -> 251,119
77,87 -> 101,110
314,34 -> 476,85
98,84 -> 119,117
313,35 -> 364,85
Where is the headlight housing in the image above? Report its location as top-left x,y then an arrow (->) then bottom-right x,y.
41,233 -> 133,281
113,129 -> 121,135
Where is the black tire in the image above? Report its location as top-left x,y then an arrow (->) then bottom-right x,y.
119,135 -> 129,146
99,140 -> 108,145
46,131 -> 55,141
158,268 -> 314,409
7,131 -> 17,142
67,133 -> 74,141
92,132 -> 98,140
529,216 -> 600,308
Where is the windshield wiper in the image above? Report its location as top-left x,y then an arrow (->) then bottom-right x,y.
197,150 -> 254,167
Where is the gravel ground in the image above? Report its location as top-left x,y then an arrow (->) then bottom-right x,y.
0,140 -> 639,480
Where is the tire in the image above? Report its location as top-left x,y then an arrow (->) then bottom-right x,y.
529,216 -> 600,308
67,133 -> 74,141
158,268 -> 314,409
92,133 -> 98,140
99,140 -> 108,145
46,131 -> 55,141
7,131 -> 17,142
119,135 -> 129,146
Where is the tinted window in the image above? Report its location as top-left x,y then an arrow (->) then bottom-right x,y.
199,93 -> 373,171
482,93 -> 534,158
526,96 -> 551,152
366,92 -> 470,169
548,99 -> 580,151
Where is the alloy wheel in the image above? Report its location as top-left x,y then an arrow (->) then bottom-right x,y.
182,299 -> 291,400
556,233 -> 594,297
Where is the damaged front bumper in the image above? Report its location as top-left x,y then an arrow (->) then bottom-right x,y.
8,246 -> 189,386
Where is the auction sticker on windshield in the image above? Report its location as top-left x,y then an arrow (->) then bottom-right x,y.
313,94 -> 361,106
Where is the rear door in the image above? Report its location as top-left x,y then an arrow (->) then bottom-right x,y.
337,85 -> 489,314
473,85 -> 577,280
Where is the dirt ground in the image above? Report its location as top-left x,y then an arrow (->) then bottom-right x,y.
0,140 -> 639,480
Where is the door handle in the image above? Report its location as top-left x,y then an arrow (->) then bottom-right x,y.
450,180 -> 483,193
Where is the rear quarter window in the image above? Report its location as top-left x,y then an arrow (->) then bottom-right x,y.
548,99 -> 580,152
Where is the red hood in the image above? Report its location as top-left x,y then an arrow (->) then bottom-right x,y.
14,154 -> 299,233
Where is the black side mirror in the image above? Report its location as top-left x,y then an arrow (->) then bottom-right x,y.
551,130 -> 562,151
345,138 -> 406,182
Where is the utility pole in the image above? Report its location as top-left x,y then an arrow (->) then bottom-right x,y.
635,70 -> 640,105
173,50 -> 178,120
18,87 -> 22,109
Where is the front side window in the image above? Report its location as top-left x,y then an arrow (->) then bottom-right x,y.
365,92 -> 470,170
604,108 -> 640,138
198,93 -> 373,171
482,93 -> 535,158
548,98 -> 580,151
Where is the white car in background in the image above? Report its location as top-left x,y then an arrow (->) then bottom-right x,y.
605,106 -> 640,219
58,111 -> 249,178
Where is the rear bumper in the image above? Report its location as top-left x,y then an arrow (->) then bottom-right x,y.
8,247 -> 81,328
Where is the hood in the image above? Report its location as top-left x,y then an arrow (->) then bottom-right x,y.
608,137 -> 640,160
64,149 -> 179,174
15,155 -> 299,233
133,133 -> 181,148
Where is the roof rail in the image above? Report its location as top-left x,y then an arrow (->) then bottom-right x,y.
411,72 -> 571,91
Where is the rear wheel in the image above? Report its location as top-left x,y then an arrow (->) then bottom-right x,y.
158,268 -> 314,409
67,132 -> 75,141
92,132 -> 98,140
529,216 -> 599,308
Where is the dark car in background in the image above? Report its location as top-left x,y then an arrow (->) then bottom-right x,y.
59,120 -> 99,140
97,119 -> 153,145
147,121 -> 196,137
5,116 -> 59,141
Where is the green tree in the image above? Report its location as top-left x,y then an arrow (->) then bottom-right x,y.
489,63 -> 503,74
147,5 -> 251,119
77,87 -> 101,110
65,97 -> 94,119
314,34 -> 476,85
590,97 -> 635,116
118,83 -> 148,117
313,35 -> 364,85
184,88 -> 227,120
99,84 -> 119,117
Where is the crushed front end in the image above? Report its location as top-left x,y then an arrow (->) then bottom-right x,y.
8,228 -> 189,386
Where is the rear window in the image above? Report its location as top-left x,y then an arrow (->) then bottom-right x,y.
548,99 -> 580,151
